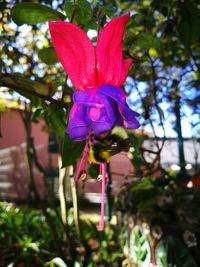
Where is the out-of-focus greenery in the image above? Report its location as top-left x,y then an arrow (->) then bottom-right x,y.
0,202 -> 125,267
116,177 -> 200,266
0,202 -> 61,266
1,0 -> 200,171
1,1 -> 200,266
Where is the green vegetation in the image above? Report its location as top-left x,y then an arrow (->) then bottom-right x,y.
0,0 -> 200,266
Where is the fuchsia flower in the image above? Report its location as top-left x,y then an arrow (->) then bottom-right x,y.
49,13 -> 140,231
49,13 -> 140,141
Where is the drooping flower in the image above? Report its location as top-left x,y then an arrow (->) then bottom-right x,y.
49,13 -> 140,141
49,13 -> 140,230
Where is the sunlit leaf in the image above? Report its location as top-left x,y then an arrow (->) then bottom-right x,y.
129,226 -> 151,265
1,74 -> 49,96
38,47 -> 59,65
11,3 -> 65,26
31,108 -> 43,123
177,1 -> 200,48
47,106 -> 67,137
136,33 -> 162,51
62,133 -> 85,167
149,48 -> 158,57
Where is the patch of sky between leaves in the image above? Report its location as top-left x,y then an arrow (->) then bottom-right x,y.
6,15 -> 197,138
126,77 -> 195,138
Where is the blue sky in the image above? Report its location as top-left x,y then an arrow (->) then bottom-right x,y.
2,18 -> 198,139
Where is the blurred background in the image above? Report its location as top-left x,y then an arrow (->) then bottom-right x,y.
0,0 -> 200,266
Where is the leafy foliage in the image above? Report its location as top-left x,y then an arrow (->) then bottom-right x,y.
62,133 -> 85,167
156,237 -> 198,267
1,0 -> 200,170
38,47 -> 59,65
177,0 -> 200,48
0,202 -> 124,266
116,177 -> 200,266
11,3 -> 65,26
1,1 -> 200,266
0,202 -> 60,266
129,226 -> 151,265
1,73 -> 49,96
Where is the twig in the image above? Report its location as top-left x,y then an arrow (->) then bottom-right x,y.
132,78 -> 165,173
70,9 -> 76,23
20,104 -> 64,258
0,74 -> 69,110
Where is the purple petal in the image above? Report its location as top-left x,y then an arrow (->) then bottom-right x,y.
98,85 -> 140,116
67,85 -> 140,141
74,90 -> 103,108
67,104 -> 90,140
91,106 -> 114,135
98,85 -> 140,129
96,92 -> 121,125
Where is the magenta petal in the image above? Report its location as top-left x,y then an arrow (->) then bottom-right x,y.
96,13 -> 134,86
49,21 -> 97,91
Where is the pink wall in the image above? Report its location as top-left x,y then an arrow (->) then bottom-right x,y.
0,109 -> 48,149
0,109 -> 134,200
0,109 -> 51,198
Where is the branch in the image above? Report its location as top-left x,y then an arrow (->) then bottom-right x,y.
0,74 -> 69,110
148,55 -> 166,139
132,79 -> 165,171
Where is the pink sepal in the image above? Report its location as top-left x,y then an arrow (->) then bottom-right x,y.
48,21 -> 97,91
96,13 -> 134,86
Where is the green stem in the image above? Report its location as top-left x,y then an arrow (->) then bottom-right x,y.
106,163 -> 112,221
174,88 -> 186,175
70,174 -> 82,241
58,156 -> 68,225
21,104 -> 63,257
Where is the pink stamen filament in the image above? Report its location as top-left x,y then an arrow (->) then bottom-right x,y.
74,136 -> 107,231
74,142 -> 89,183
97,162 -> 107,231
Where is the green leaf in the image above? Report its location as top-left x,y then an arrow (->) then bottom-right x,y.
99,5 -> 117,17
64,0 -> 96,30
88,164 -> 99,178
129,226 -> 151,265
136,33 -> 162,51
156,237 -> 198,267
62,133 -> 85,167
157,106 -> 165,119
47,107 -> 67,137
177,1 -> 200,48
0,2 -> 6,12
38,47 -> 58,65
31,108 -> 43,123
11,3 -> 65,26
64,2 -> 74,20
150,0 -> 173,17
1,74 -> 49,96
